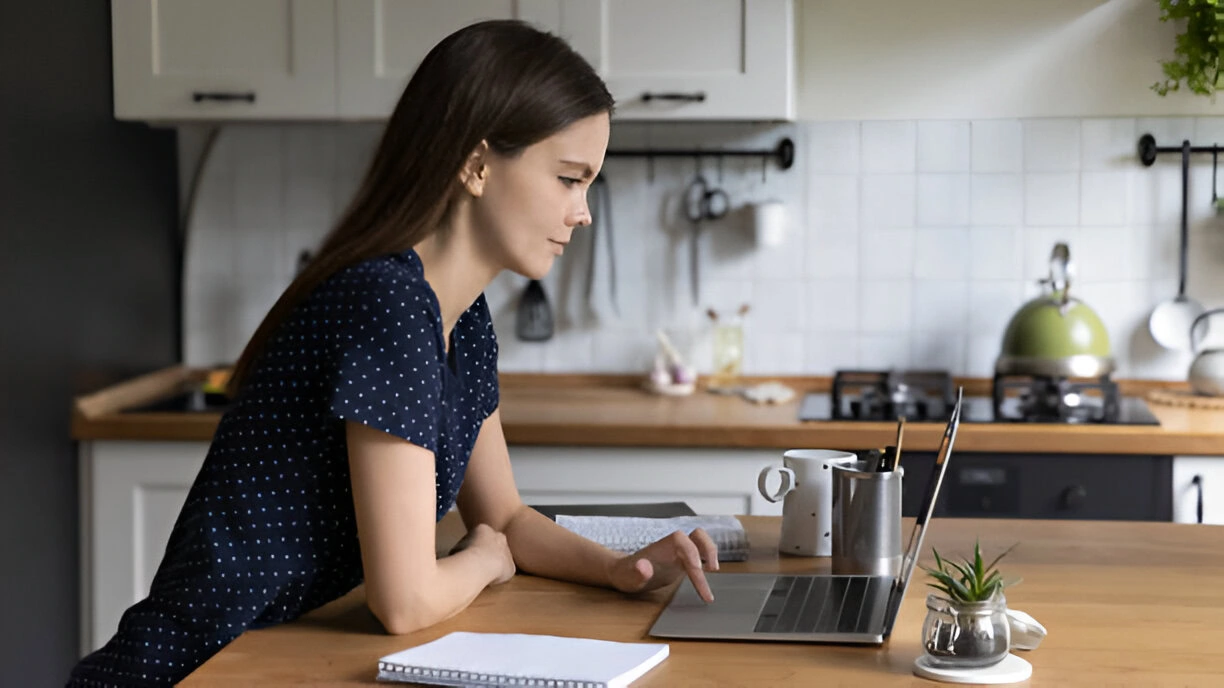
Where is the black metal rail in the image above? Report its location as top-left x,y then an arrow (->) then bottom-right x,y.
1138,133 -> 1224,166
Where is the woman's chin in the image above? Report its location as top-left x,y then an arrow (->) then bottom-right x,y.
509,255 -> 556,281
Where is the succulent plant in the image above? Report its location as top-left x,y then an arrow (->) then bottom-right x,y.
921,540 -> 1021,604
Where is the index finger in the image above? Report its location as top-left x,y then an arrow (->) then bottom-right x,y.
674,535 -> 715,603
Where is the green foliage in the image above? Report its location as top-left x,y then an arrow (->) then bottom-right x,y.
920,540 -> 1021,604
1153,0 -> 1224,98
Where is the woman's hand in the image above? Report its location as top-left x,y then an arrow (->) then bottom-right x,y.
450,523 -> 517,585
606,529 -> 720,603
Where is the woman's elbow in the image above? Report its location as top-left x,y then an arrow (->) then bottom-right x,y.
369,600 -> 434,635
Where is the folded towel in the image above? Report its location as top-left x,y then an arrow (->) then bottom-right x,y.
556,514 -> 749,562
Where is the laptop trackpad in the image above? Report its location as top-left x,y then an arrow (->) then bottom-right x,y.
651,574 -> 773,636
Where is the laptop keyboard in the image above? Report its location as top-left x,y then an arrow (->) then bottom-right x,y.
753,575 -> 889,635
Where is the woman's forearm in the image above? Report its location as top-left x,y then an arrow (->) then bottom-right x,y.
502,505 -> 621,588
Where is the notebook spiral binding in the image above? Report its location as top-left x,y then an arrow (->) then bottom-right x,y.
378,661 -> 604,687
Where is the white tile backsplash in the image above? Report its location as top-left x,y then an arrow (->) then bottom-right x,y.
971,120 -> 1023,173
861,121 -> 917,173
1023,119 -> 1081,172
860,174 -> 916,228
1024,173 -> 1080,226
181,117 -> 1224,380
917,121 -> 971,172
917,174 -> 971,227
970,174 -> 1023,227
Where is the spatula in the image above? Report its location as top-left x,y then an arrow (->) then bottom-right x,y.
515,279 -> 554,341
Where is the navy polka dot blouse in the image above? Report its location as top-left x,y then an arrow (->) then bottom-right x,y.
68,249 -> 500,686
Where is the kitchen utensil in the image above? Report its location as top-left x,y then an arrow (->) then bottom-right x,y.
1189,307 -> 1224,396
683,174 -> 730,306
996,242 -> 1115,377
1149,140 -> 1206,351
585,174 -> 619,316
515,279 -> 554,341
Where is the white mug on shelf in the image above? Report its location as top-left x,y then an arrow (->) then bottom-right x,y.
758,449 -> 858,556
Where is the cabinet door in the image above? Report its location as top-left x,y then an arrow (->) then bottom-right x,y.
111,0 -> 337,120
1173,456 -> 1224,525
336,1 -> 563,119
559,0 -> 795,120
81,441 -> 208,655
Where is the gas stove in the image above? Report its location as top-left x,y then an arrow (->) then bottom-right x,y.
799,369 -> 1160,425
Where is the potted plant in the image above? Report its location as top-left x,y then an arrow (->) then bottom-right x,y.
919,541 -> 1021,669
1152,0 -> 1224,98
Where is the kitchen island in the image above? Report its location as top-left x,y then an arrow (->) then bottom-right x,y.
177,513 -> 1224,687
70,367 -> 1224,655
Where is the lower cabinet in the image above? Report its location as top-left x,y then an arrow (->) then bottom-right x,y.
1173,456 -> 1224,525
78,440 -> 785,655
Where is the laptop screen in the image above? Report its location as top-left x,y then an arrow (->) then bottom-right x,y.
884,387 -> 963,629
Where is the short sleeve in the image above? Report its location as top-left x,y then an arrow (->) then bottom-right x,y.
326,275 -> 444,452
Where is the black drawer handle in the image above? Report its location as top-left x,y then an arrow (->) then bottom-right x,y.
641,91 -> 706,103
192,91 -> 257,104
1060,485 -> 1088,511
1192,474 -> 1204,524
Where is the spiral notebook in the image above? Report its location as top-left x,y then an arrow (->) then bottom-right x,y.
376,632 -> 669,687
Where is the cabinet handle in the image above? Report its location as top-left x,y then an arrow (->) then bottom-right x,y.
640,91 -> 706,103
192,91 -> 257,104
1192,474 -> 1204,524
1060,485 -> 1087,511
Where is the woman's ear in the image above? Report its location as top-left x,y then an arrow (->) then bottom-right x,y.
459,141 -> 490,197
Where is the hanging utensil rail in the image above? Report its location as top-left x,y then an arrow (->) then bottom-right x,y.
1138,133 -> 1224,166
605,136 -> 794,181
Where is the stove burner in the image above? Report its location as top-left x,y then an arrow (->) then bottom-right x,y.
832,370 -> 955,421
992,373 -> 1120,423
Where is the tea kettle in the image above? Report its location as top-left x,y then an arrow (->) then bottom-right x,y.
1189,308 -> 1224,396
995,243 -> 1115,378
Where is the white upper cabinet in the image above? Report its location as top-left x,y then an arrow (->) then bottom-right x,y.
558,0 -> 795,121
111,0 -> 795,122
111,0 -> 337,120
336,1 -> 562,119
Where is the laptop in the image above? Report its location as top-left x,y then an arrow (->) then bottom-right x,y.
648,387 -> 963,645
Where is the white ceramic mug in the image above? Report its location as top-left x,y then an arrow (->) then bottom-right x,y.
757,449 -> 858,556
751,200 -> 789,247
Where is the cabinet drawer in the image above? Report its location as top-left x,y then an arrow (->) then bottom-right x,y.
898,453 -> 1172,522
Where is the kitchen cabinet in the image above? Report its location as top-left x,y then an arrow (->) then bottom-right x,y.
78,440 -> 208,655
112,0 -> 795,122
76,438 -> 781,654
110,0 -> 338,120
557,0 -> 796,121
336,1 -> 562,119
1173,456 -> 1224,525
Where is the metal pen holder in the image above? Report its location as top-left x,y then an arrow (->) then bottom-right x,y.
831,461 -> 904,577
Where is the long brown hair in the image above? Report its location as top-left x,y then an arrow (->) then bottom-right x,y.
227,20 -> 613,396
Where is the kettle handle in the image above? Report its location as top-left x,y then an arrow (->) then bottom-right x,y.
1046,243 -> 1072,305
1190,307 -> 1224,353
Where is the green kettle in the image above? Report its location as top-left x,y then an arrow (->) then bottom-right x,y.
995,243 -> 1115,378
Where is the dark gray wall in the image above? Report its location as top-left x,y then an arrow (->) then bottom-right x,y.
0,2 -> 179,685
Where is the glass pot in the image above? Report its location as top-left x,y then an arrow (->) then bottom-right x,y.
921,592 -> 1011,669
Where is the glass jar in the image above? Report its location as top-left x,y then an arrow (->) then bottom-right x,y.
709,322 -> 743,390
921,592 -> 1011,669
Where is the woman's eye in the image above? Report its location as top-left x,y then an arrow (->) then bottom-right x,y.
559,176 -> 582,187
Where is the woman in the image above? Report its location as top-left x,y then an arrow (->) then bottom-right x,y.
69,19 -> 718,687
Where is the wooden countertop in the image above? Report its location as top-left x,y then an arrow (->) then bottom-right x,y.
181,513 -> 1224,686
71,366 -> 1224,455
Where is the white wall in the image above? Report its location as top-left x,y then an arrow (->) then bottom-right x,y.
798,0 -> 1222,120
180,115 -> 1224,381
